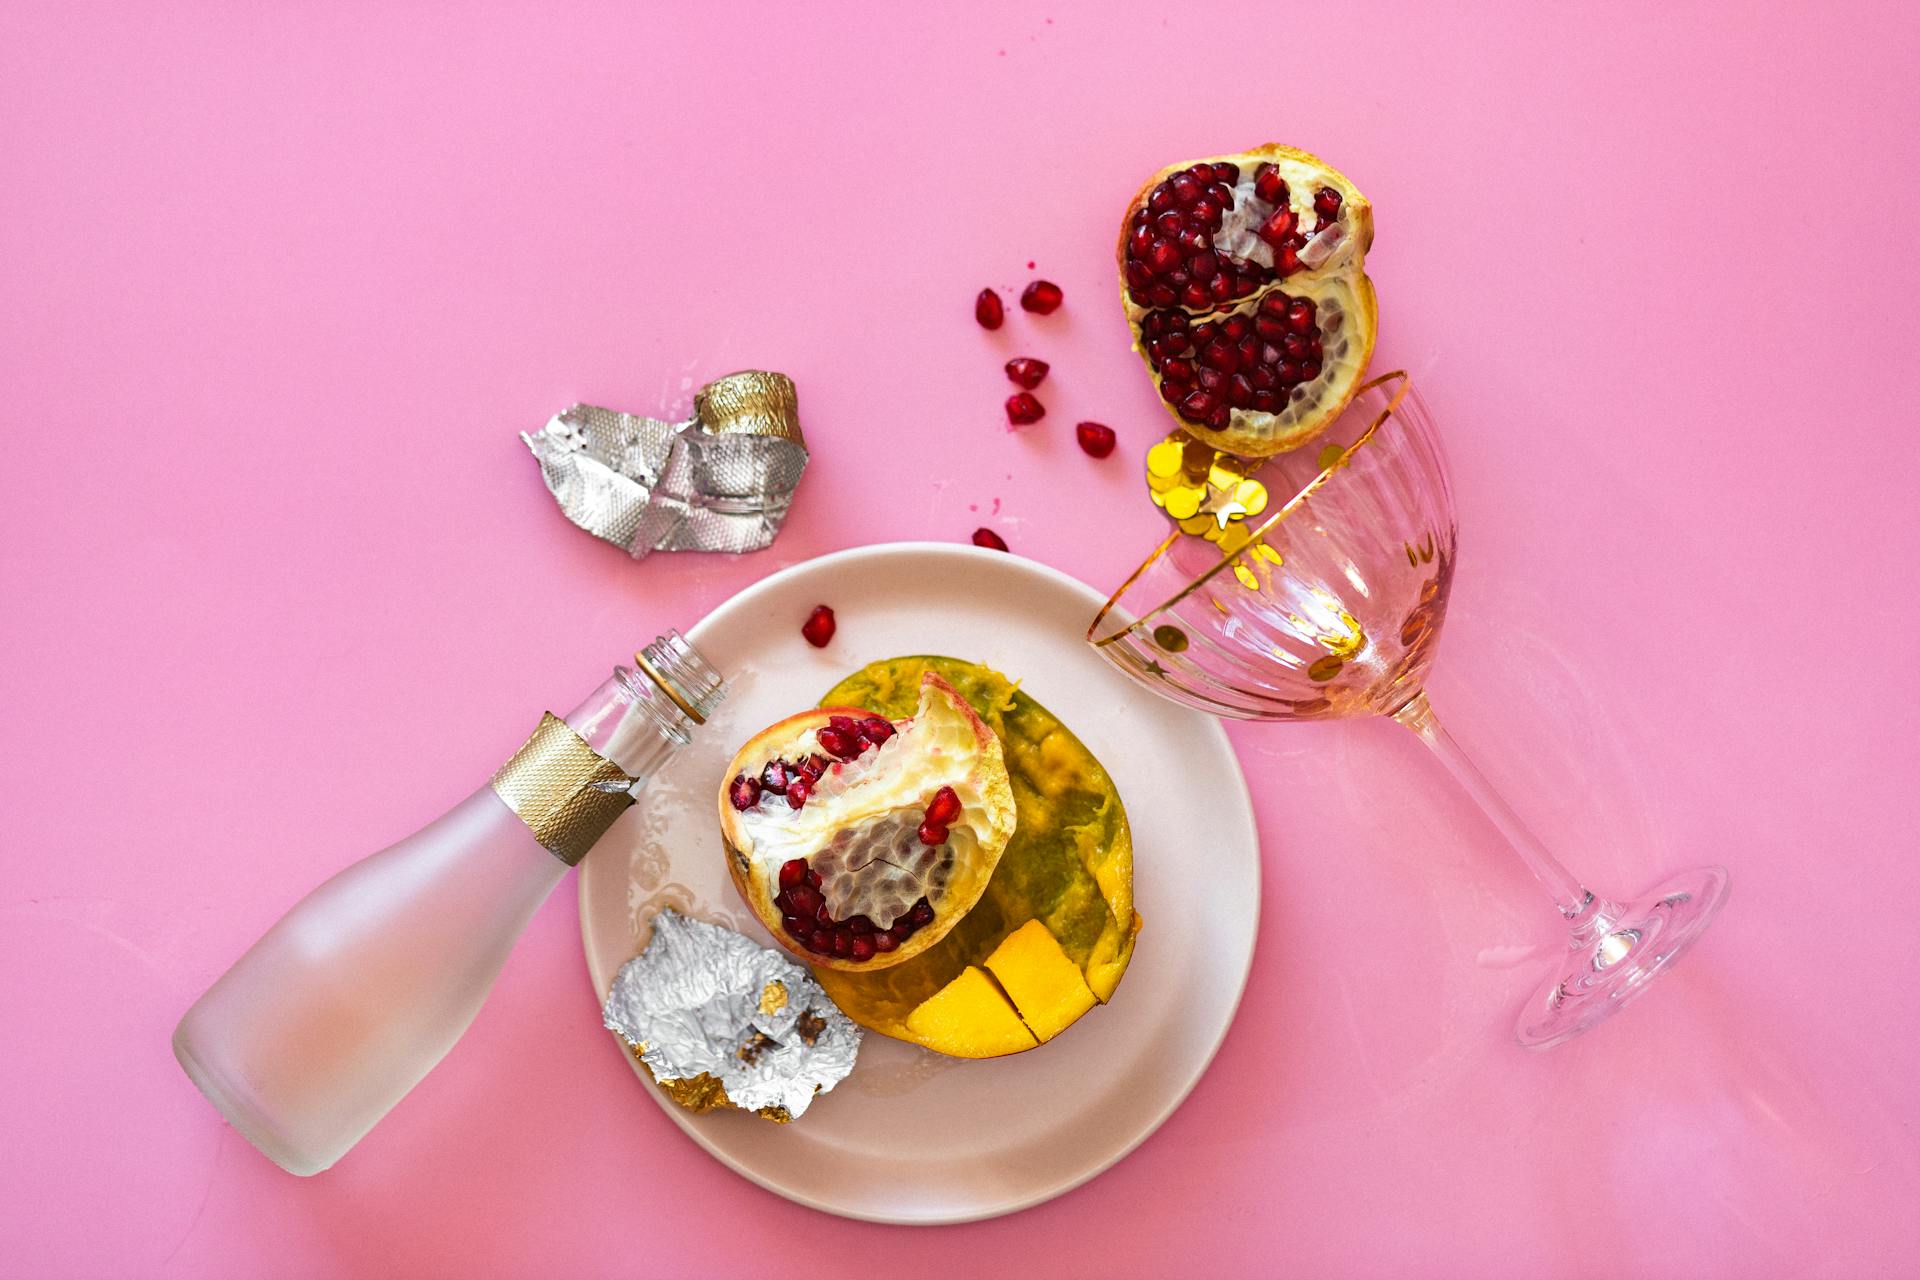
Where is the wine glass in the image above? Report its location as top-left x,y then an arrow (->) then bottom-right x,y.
1089,371 -> 1729,1048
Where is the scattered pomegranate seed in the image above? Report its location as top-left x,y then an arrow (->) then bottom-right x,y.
1020,280 -> 1064,314
1075,421 -> 1116,458
801,604 -> 836,648
1005,392 -> 1045,426
975,288 -> 1004,329
971,527 -> 1009,551
1313,186 -> 1342,222
786,777 -> 812,809
728,774 -> 761,810
1005,357 -> 1050,389
779,859 -> 807,890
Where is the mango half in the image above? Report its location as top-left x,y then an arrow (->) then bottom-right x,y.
812,657 -> 1140,1057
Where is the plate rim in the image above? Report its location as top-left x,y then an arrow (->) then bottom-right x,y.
578,540 -> 1262,1225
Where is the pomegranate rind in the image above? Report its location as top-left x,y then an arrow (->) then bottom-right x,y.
718,671 -> 1016,973
1117,142 -> 1378,458
811,656 -> 1140,1057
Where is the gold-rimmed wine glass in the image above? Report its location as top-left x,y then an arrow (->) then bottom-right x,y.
1091,371 -> 1729,1048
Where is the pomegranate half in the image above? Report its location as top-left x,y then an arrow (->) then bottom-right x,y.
1118,143 -> 1377,457
718,671 -> 1017,972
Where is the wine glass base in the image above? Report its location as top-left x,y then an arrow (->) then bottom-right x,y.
1515,865 -> 1731,1051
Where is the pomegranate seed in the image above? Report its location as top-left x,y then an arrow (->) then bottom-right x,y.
773,889 -> 793,914
850,936 -> 876,962
1148,240 -> 1181,273
1287,298 -> 1315,333
728,774 -> 760,810
1005,392 -> 1045,426
1215,161 -> 1240,183
918,819 -> 948,846
1020,280 -> 1063,314
779,859 -> 807,890
971,527 -> 1009,551
859,716 -> 895,745
925,785 -> 962,826
817,726 -> 859,759
783,915 -> 807,937
832,928 -> 853,957
1254,164 -> 1288,205
872,931 -> 898,953
846,915 -> 874,935
801,604 -> 836,648
788,884 -> 822,917
814,899 -> 833,925
1180,390 -> 1219,422
1313,186 -> 1342,222
786,777 -> 812,808
806,866 -> 823,887
910,899 -> 935,927
1256,207 -> 1296,247
1170,174 -> 1200,204
888,921 -> 914,942
760,760 -> 790,794
806,930 -> 832,954
1075,421 -> 1116,458
828,714 -> 859,735
1005,357 -> 1050,389
975,288 -> 1004,329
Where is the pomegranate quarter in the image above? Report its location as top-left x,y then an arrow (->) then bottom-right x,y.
719,671 -> 1017,972
1119,143 -> 1378,456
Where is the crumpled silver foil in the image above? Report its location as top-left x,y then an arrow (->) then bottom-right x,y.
522,371 -> 808,558
603,908 -> 860,1121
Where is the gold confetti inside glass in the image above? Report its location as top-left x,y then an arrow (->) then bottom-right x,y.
1091,371 -> 1729,1048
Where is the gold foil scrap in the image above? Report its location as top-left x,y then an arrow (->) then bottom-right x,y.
602,909 -> 859,1122
522,371 -> 808,558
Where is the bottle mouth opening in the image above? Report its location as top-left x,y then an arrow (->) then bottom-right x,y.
632,631 -> 727,725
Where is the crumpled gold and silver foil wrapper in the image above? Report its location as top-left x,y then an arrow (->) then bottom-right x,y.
522,370 -> 808,558
603,909 -> 860,1122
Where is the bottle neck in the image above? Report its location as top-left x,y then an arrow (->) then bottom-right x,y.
562,631 -> 727,791
561,667 -> 691,791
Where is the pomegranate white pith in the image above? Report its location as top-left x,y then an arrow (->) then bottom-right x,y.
1118,143 -> 1378,457
718,672 -> 1016,972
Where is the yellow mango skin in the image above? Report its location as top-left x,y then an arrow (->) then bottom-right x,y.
902,966 -> 1037,1058
813,657 -> 1139,1054
983,919 -> 1098,1043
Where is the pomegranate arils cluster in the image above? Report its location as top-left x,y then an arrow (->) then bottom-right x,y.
774,858 -> 930,961
728,713 -> 899,818
1126,159 -> 1350,432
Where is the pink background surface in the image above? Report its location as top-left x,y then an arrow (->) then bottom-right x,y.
4,3 -> 1918,1276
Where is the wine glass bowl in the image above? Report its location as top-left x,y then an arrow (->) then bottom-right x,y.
1091,372 -> 1455,723
1090,371 -> 1729,1049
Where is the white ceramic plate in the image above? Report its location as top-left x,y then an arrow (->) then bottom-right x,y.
579,542 -> 1260,1225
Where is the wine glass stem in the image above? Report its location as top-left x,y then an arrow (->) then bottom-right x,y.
1391,691 -> 1595,920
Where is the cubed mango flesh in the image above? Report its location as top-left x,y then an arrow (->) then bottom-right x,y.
983,919 -> 1098,1043
903,966 -> 1037,1057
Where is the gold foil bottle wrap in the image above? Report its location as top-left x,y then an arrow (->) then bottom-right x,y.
490,712 -> 636,866
521,370 -> 808,558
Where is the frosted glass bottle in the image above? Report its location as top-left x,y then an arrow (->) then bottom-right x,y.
172,632 -> 724,1175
